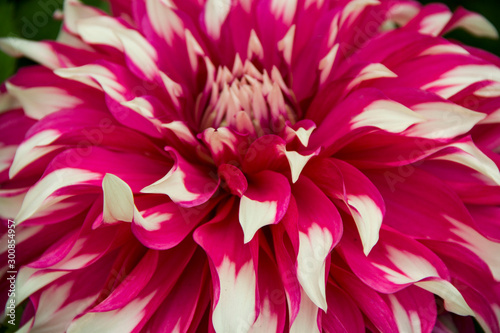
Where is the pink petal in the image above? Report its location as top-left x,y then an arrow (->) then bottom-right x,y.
250,250 -> 286,332
242,134 -> 287,174
218,164 -> 248,197
323,281 -> 365,333
306,158 -> 385,255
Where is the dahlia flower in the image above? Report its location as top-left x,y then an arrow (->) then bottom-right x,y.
2,0 -> 500,331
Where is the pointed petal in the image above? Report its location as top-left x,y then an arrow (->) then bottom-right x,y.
442,7 -> 498,38
340,226 -> 450,293
239,170 -> 291,243
194,201 -> 259,333
306,158 -> 385,255
285,148 -> 320,183
293,176 -> 342,310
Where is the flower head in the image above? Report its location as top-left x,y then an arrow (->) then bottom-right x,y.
2,0 -> 500,332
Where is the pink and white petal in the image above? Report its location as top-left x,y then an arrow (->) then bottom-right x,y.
15,167 -> 101,223
239,170 -> 291,243
15,266 -> 70,307
392,54 -> 500,99
342,227 -> 475,318
27,200 -> 99,268
309,88 -> 425,155
10,107 -> 162,179
194,201 -> 259,333
201,127 -> 247,166
340,226 -> 450,293
9,129 -> 63,178
414,278 -> 473,317
54,62 -> 166,138
289,287 -> 320,333
284,148 -> 320,183
20,253 -> 115,333
423,241 -> 500,332
442,7 -> 498,38
368,168 -> 500,281
293,176 -> 342,310
16,147 -> 168,223
5,82 -> 84,120
334,267 -> 399,332
403,3 -> 452,37
68,241 -> 197,332
132,198 -> 217,250
76,16 -> 159,80
43,224 -> 127,272
132,0 -> 208,90
63,0 -> 106,35
141,147 -> 219,207
306,158 -> 385,255
0,38 -> 67,70
382,88 -> 487,139
381,286 -> 437,333
102,173 -> 134,224
202,0 -> 232,40
249,250 -> 286,332
282,120 -> 317,147
430,139 -> 500,186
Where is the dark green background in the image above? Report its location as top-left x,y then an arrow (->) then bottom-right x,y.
0,0 -> 499,83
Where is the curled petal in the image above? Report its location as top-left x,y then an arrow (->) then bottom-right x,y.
239,170 -> 291,243
141,147 -> 219,207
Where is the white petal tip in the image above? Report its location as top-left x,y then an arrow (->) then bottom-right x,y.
102,173 -> 134,223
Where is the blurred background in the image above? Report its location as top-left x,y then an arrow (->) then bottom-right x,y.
0,0 -> 499,82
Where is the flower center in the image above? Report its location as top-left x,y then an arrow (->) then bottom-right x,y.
198,58 -> 297,137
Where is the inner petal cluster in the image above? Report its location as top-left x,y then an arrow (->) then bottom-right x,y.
198,57 -> 298,137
